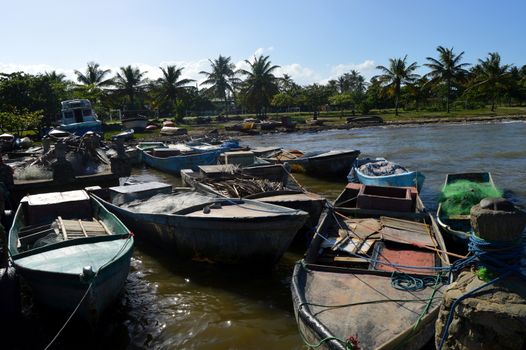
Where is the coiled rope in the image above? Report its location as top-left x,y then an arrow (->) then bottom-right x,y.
437,232 -> 525,350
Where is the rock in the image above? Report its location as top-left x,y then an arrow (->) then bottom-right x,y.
470,198 -> 526,241
436,270 -> 526,350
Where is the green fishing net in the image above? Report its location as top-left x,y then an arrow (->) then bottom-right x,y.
439,180 -> 502,217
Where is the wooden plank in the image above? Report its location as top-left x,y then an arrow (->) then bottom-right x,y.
333,256 -> 369,263
57,216 -> 67,240
97,219 -> 112,235
78,220 -> 88,238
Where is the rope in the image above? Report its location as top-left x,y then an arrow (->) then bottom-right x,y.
390,272 -> 439,292
43,233 -> 133,349
436,232 -> 525,349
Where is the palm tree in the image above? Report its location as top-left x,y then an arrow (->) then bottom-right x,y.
44,71 -> 67,83
74,61 -> 113,87
238,55 -> 280,116
471,52 -> 510,111
375,56 -> 419,115
113,65 -> 148,106
424,46 -> 470,113
154,65 -> 194,109
200,55 -> 237,115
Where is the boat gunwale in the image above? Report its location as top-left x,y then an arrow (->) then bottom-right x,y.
9,195 -> 132,260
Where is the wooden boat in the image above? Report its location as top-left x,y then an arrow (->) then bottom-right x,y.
160,126 -> 187,136
436,172 -> 497,245
267,149 -> 360,178
349,158 -> 425,192
142,149 -> 220,175
8,190 -> 133,322
181,164 -> 325,237
111,129 -> 134,141
292,184 -> 450,350
95,183 -> 309,265
121,115 -> 148,131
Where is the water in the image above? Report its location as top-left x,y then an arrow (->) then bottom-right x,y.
11,121 -> 526,349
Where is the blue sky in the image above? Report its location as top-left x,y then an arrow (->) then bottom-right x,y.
1,0 -> 525,84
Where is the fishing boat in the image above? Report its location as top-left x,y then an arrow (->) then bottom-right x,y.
95,182 -> 309,265
436,172 -> 498,245
141,148 -> 221,175
56,99 -> 102,136
292,184 -> 450,350
348,158 -> 425,192
266,149 -> 360,178
121,115 -> 148,131
8,190 -> 134,322
111,129 -> 134,141
181,163 -> 325,239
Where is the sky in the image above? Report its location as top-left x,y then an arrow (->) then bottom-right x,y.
1,0 -> 525,85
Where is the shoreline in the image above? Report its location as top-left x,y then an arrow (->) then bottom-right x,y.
180,114 -> 526,139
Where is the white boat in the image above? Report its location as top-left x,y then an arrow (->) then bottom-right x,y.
57,99 -> 102,136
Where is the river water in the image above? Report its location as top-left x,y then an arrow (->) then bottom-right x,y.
13,121 -> 526,350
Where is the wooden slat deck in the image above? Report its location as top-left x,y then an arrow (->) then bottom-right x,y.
18,218 -> 110,250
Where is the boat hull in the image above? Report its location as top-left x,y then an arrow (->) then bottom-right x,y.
122,118 -> 148,131
291,263 -> 438,350
13,240 -> 133,322
57,120 -> 103,136
354,169 -> 425,192
100,199 -> 307,265
288,150 -> 360,178
142,150 -> 220,175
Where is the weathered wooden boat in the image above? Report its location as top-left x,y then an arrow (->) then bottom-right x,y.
56,99 -> 103,135
121,115 -> 148,131
293,185 -> 450,350
111,129 -> 134,141
436,172 -> 497,245
160,126 -> 187,136
267,149 -> 361,178
8,190 -> 134,322
95,182 -> 309,265
181,164 -> 325,238
142,149 -> 221,175
349,158 -> 425,192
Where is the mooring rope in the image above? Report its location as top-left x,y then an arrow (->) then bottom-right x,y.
43,233 -> 133,350
436,232 -> 525,349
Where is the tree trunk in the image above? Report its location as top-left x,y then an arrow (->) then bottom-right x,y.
395,94 -> 399,116
446,80 -> 450,113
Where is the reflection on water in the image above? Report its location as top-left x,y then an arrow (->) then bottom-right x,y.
11,122 -> 526,349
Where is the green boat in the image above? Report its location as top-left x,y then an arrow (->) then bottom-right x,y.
8,190 -> 134,323
436,172 -> 499,245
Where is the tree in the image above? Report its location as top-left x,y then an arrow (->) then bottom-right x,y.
113,65 -> 148,107
337,70 -> 366,94
238,55 -> 280,116
200,55 -> 238,115
375,56 -> 419,115
424,46 -> 470,113
471,52 -> 510,111
153,65 -> 194,116
74,62 -> 113,87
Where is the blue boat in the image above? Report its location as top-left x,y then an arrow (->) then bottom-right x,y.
8,190 -> 134,323
142,149 -> 221,175
349,158 -> 425,192
56,99 -> 103,136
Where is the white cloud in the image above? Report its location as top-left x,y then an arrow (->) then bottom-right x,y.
253,46 -> 274,57
327,59 -> 377,82
276,64 -> 320,85
0,57 -> 378,87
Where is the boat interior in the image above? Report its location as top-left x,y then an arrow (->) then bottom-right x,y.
307,211 -> 445,272
11,191 -> 121,254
